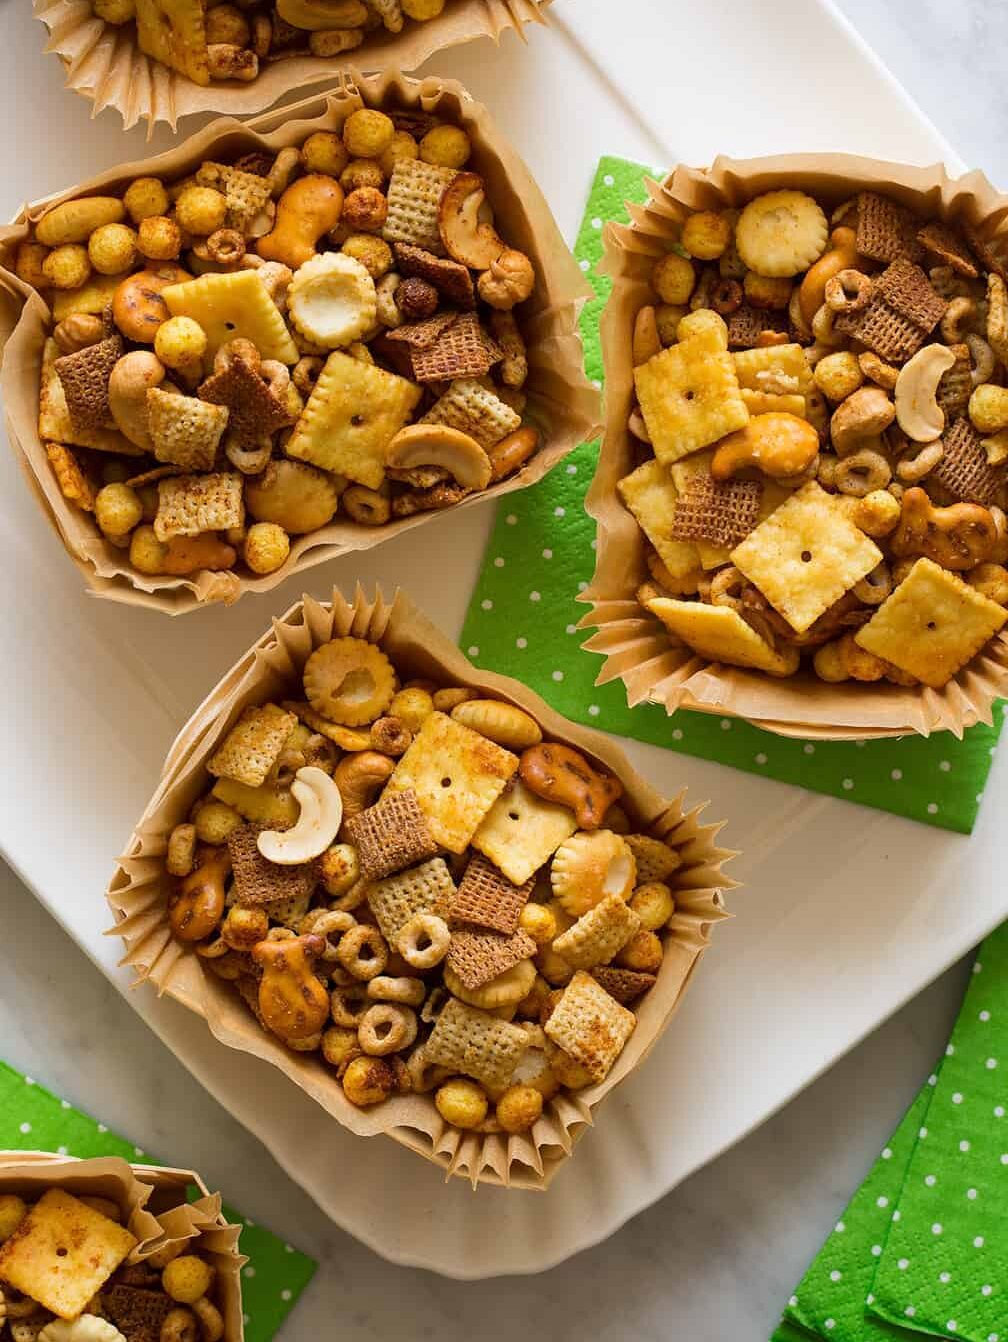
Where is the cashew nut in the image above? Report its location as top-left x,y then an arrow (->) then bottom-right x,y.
108,351 -> 166,450
941,295 -> 977,344
385,425 -> 492,490
437,173 -> 506,271
829,386 -> 896,456
333,751 -> 394,819
710,412 -> 819,481
257,766 -> 342,864
894,344 -> 956,442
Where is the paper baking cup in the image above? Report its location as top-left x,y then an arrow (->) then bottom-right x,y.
33,0 -> 552,132
107,586 -> 735,1190
582,154 -> 1008,740
0,70 -> 599,614
0,1152 -> 245,1340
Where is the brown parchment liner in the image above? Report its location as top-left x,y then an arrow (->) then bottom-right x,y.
106,586 -> 735,1190
33,0 -> 552,133
0,1153 -> 245,1341
0,70 -> 599,615
581,154 -> 1008,741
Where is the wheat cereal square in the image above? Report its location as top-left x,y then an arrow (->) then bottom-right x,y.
344,788 -> 438,882
366,857 -> 456,942
449,852 -> 534,934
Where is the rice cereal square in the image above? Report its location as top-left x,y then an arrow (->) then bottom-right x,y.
544,971 -> 637,1084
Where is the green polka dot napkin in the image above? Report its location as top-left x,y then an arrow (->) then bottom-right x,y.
459,156 -> 1005,834
0,1060 -> 316,1341
773,921 -> 1008,1341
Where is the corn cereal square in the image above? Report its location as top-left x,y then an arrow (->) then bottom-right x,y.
420,379 -> 520,449
472,778 -> 577,885
552,893 -> 641,970
617,459 -> 701,580
148,388 -> 229,471
0,1189 -> 136,1320
207,702 -> 297,788
425,997 -> 528,1090
386,712 -> 518,853
154,471 -> 244,541
645,596 -> 799,676
855,557 -> 1007,687
544,971 -> 636,1083
163,271 -> 298,364
367,857 -> 456,942
731,481 -> 882,633
634,330 -> 749,465
383,159 -> 458,255
285,351 -> 422,489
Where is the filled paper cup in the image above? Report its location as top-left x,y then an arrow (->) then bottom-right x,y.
0,70 -> 598,615
33,0 -> 552,133
0,1152 -> 245,1340
582,154 -> 1008,740
107,586 -> 734,1189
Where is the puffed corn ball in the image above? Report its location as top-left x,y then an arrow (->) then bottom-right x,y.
378,131 -> 419,178
343,187 -> 387,233
518,902 -> 557,946
743,271 -> 792,310
389,687 -> 433,734
129,525 -> 166,574
95,483 -> 143,539
654,302 -> 688,345
677,307 -> 727,348
343,108 -> 395,159
244,522 -> 291,575
175,186 -> 228,237
814,350 -> 864,402
124,176 -> 170,223
138,215 -> 182,261
402,0 -> 446,15
0,1195 -> 27,1243
434,1078 -> 488,1130
16,242 -> 50,289
155,316 -> 208,371
340,159 -> 385,193
616,929 -> 664,974
629,881 -> 675,931
319,842 -> 360,896
205,2 -> 250,45
321,1025 -> 359,1069
969,383 -> 1008,434
93,0 -> 135,20
42,244 -> 91,291
162,1255 -> 215,1304
852,489 -> 900,538
651,252 -> 695,306
968,562 -> 1008,605
495,1083 -> 543,1134
341,233 -> 393,279
420,125 -> 471,169
222,905 -> 269,950
342,1055 -> 397,1106
194,799 -> 242,845
681,211 -> 732,260
302,132 -> 349,179
88,222 -> 138,275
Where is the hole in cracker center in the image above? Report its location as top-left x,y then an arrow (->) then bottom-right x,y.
800,550 -> 813,562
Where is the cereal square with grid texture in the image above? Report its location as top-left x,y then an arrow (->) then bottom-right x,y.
421,378 -> 520,448
447,925 -> 536,990
617,459 -> 702,581
934,415 -> 1003,504
207,702 -> 297,787
645,596 -> 799,676
104,1283 -> 173,1342
449,852 -> 534,934
552,893 -> 641,970
285,350 -> 422,489
424,997 -> 528,1090
624,834 -> 681,883
227,825 -> 318,908
54,335 -> 122,432
164,270 -> 298,364
393,242 -> 476,309
591,966 -> 657,1005
386,712 -> 518,853
367,857 -> 456,942
411,313 -> 502,383
671,475 -> 762,549
39,340 -> 140,455
0,1188 -> 136,1320
383,159 -> 458,255
855,557 -> 1006,687
544,971 -> 636,1084
634,330 -> 749,465
135,0 -> 209,84
855,191 -> 921,264
345,788 -> 438,882
196,161 -> 272,233
155,471 -> 244,541
148,388 -> 229,471
730,481 -> 882,633
472,778 -> 577,885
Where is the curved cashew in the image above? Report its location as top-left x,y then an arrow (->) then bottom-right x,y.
829,386 -> 895,456
333,751 -> 394,819
108,351 -> 166,450
894,344 -> 956,442
941,296 -> 976,344
799,225 -> 859,325
257,766 -> 342,865
967,333 -> 995,387
437,173 -> 506,270
385,425 -> 492,490
39,1318 -> 127,1342
710,412 -> 819,481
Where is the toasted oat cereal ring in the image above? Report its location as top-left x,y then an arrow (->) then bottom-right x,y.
311,909 -> 358,960
303,637 -> 396,726
335,924 -> 389,981
330,983 -> 370,1027
550,830 -> 636,917
834,448 -> 891,497
824,268 -> 872,314
853,561 -> 893,606
358,1003 -> 418,1056
449,699 -> 543,750
395,912 -> 450,970
367,974 -> 426,1007
443,957 -> 537,1010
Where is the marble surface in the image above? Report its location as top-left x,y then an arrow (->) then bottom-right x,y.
2,0 -> 1007,1337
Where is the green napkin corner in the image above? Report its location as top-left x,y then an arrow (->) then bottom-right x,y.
459,155 -> 1005,833
0,1060 -> 315,1341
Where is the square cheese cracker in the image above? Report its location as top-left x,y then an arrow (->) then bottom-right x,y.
471,778 -> 577,885
617,459 -> 701,580
855,557 -> 1007,687
634,328 -> 749,465
731,481 -> 882,633
645,596 -> 799,676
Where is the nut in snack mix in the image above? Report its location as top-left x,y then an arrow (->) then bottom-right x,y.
108,590 -> 732,1186
611,182 -> 1008,700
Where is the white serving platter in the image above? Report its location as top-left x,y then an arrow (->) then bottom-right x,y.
1,0 -> 1000,1280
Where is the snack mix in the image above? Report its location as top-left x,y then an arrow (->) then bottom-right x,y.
163,635 -> 686,1135
19,105 -> 540,583
88,0 -> 454,83
620,188 -> 1008,689
0,1188 -> 224,1342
